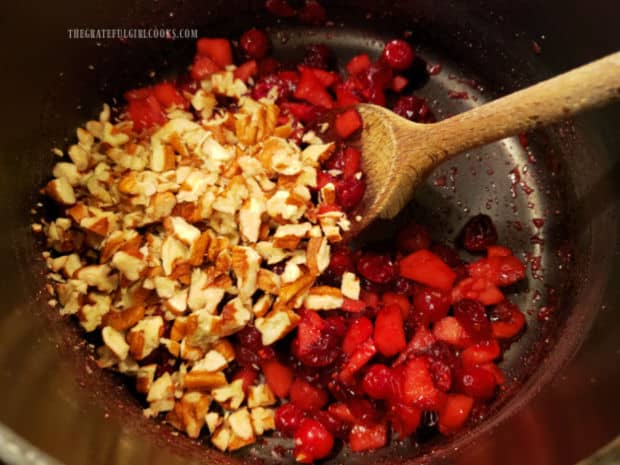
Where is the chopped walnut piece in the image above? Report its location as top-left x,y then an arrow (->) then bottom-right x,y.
212,379 -> 245,410
166,391 -> 211,438
341,271 -> 361,300
145,372 -> 175,416
255,309 -> 300,345
102,326 -> 129,360
247,384 -> 276,408
127,316 -> 164,360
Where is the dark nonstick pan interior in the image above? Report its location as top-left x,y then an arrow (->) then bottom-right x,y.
0,1 -> 619,465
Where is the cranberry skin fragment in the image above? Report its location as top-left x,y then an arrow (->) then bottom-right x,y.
453,299 -> 492,340
357,253 -> 397,284
276,403 -> 306,436
362,364 -> 394,399
382,39 -> 415,70
294,418 -> 335,463
458,214 -> 499,252
413,286 -> 451,324
240,28 -> 270,59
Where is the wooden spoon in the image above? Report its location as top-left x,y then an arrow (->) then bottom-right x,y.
351,51 -> 620,235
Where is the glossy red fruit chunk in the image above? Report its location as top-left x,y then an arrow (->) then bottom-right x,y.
430,243 -> 463,268
294,68 -> 334,108
467,255 -> 526,287
342,147 -> 362,179
398,357 -> 445,410
342,317 -> 373,355
393,326 -> 436,367
413,286 -> 451,324
480,362 -> 506,385
233,60 -> 257,82
374,304 -> 406,357
360,290 -> 380,309
453,299 -> 492,340
458,214 -> 498,252
389,402 -> 422,438
397,222 -> 431,253
313,410 -> 350,439
349,422 -> 388,452
341,298 -> 366,313
127,96 -> 166,131
455,366 -> 497,399
438,394 -> 474,434
265,0 -> 297,17
335,83 -> 361,107
357,253 -> 396,284
487,245 -> 512,257
399,249 -> 457,291
335,108 -> 363,139
196,38 -> 233,67
124,86 -> 152,101
432,316 -> 472,348
232,367 -> 258,394
262,360 -> 293,397
302,43 -> 334,70
392,95 -> 433,123
240,28 -> 270,59
191,56 -> 221,81
292,310 -> 340,367
381,292 -> 410,319
298,65 -> 338,88
327,402 -> 356,424
362,364 -> 394,399
451,277 -> 505,306
461,339 -> 501,366
489,300 -> 526,338
391,75 -> 409,92
152,82 -> 186,108
294,418 -> 334,463
298,0 -> 326,25
381,39 -> 415,70
328,246 -> 355,277
280,102 -> 321,123
346,54 -> 372,75
290,378 -> 329,411
336,177 -> 366,211
340,338 -> 377,382
276,403 -> 306,436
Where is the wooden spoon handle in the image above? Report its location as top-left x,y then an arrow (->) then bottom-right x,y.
421,51 -> 620,159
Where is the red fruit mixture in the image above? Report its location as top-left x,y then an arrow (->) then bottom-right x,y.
119,24 -> 528,462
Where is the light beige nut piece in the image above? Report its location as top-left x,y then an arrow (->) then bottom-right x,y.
102,122 -> 130,147
187,269 -> 225,313
272,223 -> 312,249
212,339 -> 236,362
161,235 -> 189,276
68,144 -> 89,171
185,310 -> 222,348
319,182 -> 337,205
145,372 -> 175,416
75,264 -> 118,293
250,407 -> 276,436
205,412 -> 222,434
111,251 -> 146,281
166,391 -> 211,439
52,162 -> 81,186
257,269 -> 280,295
228,408 -> 255,441
102,305 -> 145,331
304,286 -> 344,311
160,337 -> 181,357
78,293 -> 111,332
341,271 -> 361,300
306,236 -> 330,276
281,261 -> 301,284
192,350 -> 228,373
255,241 -> 290,265
239,197 -> 265,243
255,309 -> 300,346
252,293 -> 273,318
212,379 -> 245,410
136,364 -> 157,394
153,276 -> 178,299
220,298 -> 253,336
46,178 -> 76,205
101,326 -> 129,360
127,316 -> 164,360
231,246 -> 261,302
211,424 -> 231,452
165,288 -> 189,315
164,216 -> 201,246
247,384 -> 276,408
266,190 -> 304,222
148,192 -> 177,220
183,370 -> 227,391
301,142 -> 336,167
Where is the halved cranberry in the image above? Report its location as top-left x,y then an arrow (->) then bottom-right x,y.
275,403 -> 306,436
452,299 -> 492,340
397,222 -> 431,253
362,364 -> 394,399
290,378 -> 329,411
294,418 -> 334,463
336,177 -> 366,211
302,43 -> 334,70
488,300 -> 526,339
357,253 -> 396,284
392,95 -> 434,123
381,39 -> 415,70
240,28 -> 270,60
454,366 -> 497,399
412,286 -> 451,324
458,214 -> 498,252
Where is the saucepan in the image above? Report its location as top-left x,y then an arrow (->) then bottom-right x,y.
0,0 -> 619,464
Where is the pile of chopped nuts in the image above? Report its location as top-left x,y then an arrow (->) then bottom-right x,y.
34,67 -> 362,451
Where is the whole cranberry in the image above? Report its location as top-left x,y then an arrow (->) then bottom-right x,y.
413,286 -> 451,324
381,39 -> 415,70
328,246 -> 355,276
298,0 -> 326,25
294,418 -> 334,463
455,366 -> 497,399
357,253 -> 397,284
362,364 -> 394,400
458,214 -> 498,252
240,28 -> 270,59
275,403 -> 306,436
453,299 -> 492,340
302,43 -> 334,70
336,177 -> 366,211
397,221 -> 431,253
393,95 -> 434,123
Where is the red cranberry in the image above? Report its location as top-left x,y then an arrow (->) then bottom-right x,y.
393,95 -> 434,123
357,253 -> 396,284
362,364 -> 394,400
413,286 -> 451,324
458,214 -> 498,252
292,312 -> 341,367
323,146 -> 346,171
328,246 -> 355,276
381,39 -> 415,70
393,277 -> 417,296
455,366 -> 497,399
294,419 -> 334,463
347,398 -> 381,425
453,299 -> 492,340
275,403 -> 306,436
290,378 -> 329,411
336,177 -> 366,211
298,0 -> 326,25
237,324 -> 263,351
429,358 -> 452,391
397,222 -> 431,253
251,73 -> 296,101
265,0 -> 296,17
240,28 -> 270,60
302,43 -> 334,70
429,342 -> 461,373
313,410 -> 351,439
